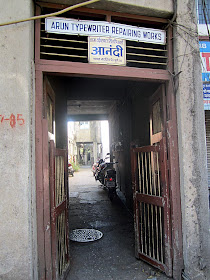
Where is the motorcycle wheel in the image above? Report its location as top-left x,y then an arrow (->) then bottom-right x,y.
108,189 -> 116,202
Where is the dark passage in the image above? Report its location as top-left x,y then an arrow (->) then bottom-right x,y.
67,166 -> 169,280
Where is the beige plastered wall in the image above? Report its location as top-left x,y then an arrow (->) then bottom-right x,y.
174,1 -> 210,279
0,0 -> 37,279
38,0 -> 173,18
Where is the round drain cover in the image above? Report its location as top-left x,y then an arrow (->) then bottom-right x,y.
70,229 -> 103,242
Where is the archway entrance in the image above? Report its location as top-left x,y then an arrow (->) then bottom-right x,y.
35,70 -> 182,279
35,4 -> 182,279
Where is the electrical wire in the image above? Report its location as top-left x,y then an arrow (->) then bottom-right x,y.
0,0 -> 100,27
172,22 -> 199,36
172,30 -> 202,72
164,0 -> 177,30
175,29 -> 200,56
168,1 -> 198,74
168,28 -> 206,94
167,0 -> 204,94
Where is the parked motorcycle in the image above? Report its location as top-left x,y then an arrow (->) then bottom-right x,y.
68,163 -> 74,177
95,156 -> 117,201
104,166 -> 117,201
91,162 -> 98,176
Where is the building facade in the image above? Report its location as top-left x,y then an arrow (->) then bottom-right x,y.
68,121 -> 102,165
0,1 -> 209,280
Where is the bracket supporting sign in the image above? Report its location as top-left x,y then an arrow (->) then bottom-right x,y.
45,17 -> 166,45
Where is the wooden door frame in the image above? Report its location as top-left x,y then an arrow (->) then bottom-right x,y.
35,25 -> 183,280
149,84 -> 166,145
166,27 -> 184,279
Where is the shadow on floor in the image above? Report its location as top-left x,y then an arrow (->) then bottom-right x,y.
67,166 -> 171,280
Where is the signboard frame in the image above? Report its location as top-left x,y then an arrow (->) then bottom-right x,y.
45,17 -> 166,45
88,36 -> 126,66
199,41 -> 210,110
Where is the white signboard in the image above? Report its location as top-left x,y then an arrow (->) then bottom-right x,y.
45,17 -> 166,45
88,37 -> 126,66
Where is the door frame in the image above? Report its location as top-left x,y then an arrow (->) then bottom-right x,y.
131,83 -> 172,275
35,16 -> 183,279
149,84 -> 166,145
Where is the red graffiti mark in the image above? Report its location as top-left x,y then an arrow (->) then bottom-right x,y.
0,114 -> 25,128
17,114 -> 25,126
10,114 -> 16,128
0,115 -> 4,123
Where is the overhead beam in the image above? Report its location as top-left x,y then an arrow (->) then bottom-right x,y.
36,60 -> 170,82
67,114 -> 108,121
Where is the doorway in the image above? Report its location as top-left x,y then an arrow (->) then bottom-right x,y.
35,66 -> 182,279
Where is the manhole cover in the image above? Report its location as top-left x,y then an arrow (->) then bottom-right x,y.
70,229 -> 103,242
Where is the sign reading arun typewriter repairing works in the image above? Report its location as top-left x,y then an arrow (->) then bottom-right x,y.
45,17 -> 166,45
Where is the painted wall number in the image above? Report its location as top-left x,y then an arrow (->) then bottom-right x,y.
0,114 -> 25,128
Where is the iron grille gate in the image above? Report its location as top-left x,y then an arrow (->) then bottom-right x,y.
131,139 -> 172,276
49,140 -> 70,279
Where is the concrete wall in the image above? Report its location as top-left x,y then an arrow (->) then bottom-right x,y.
129,81 -> 160,147
0,0 -> 37,279
174,1 -> 210,279
109,81 -> 157,207
109,95 -> 133,206
74,121 -> 102,164
75,121 -> 101,143
55,87 -> 68,149
0,1 -> 209,279
38,0 -> 173,18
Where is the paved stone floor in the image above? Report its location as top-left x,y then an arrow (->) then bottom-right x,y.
67,166 -> 171,280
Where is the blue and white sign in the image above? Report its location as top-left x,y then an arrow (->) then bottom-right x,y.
199,42 -> 210,110
88,37 -> 126,66
203,83 -> 210,98
203,83 -> 210,110
45,17 -> 166,45
200,41 -> 210,82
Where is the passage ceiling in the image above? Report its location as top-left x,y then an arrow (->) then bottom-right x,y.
48,75 -> 160,121
67,99 -> 115,121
